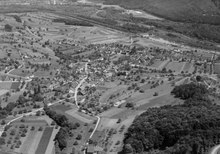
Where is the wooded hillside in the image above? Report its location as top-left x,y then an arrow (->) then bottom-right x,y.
122,83 -> 220,154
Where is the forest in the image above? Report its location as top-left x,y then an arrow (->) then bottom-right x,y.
122,83 -> 220,154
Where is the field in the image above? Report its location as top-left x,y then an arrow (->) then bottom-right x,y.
136,93 -> 183,110
165,61 -> 185,73
99,85 -> 127,104
67,26 -> 129,45
66,108 -> 94,123
35,127 -> 54,154
49,103 -> 96,153
182,62 -> 194,73
150,59 -> 163,68
10,69 -> 30,77
214,63 -> 220,74
0,117 -> 56,154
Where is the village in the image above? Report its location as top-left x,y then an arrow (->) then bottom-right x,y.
0,10 -> 220,154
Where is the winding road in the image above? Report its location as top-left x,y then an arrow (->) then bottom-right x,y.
73,62 -> 100,152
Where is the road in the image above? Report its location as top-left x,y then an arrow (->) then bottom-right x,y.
210,145 -> 220,154
73,62 -> 101,153
74,62 -> 88,108
89,116 -> 100,139
74,77 -> 87,108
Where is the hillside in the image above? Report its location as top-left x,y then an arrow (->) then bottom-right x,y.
104,0 -> 220,24
122,83 -> 220,154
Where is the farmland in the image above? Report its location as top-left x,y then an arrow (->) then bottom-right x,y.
0,2 -> 219,154
35,127 -> 53,154
214,63 -> 220,74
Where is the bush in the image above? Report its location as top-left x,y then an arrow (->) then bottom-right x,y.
51,121 -> 56,126
0,137 -> 5,145
1,120 -> 6,125
73,141 -> 78,145
1,132 -> 7,137
4,24 -> 12,32
38,127 -> 43,131
153,92 -> 158,96
31,126 -> 35,131
76,134 -> 82,140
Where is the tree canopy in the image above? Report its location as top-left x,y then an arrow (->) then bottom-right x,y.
122,83 -> 219,154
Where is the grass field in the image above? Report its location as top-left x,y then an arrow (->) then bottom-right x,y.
0,81 -> 12,90
136,94 -> 183,110
28,131 -> 44,154
20,130 -> 38,154
35,127 -> 54,154
165,61 -> 185,73
99,85 -> 127,104
51,104 -> 72,112
150,60 -> 163,68
182,62 -> 192,73
10,69 -> 31,77
66,109 -> 93,123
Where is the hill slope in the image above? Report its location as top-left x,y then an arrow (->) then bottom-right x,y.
122,83 -> 220,154
104,0 -> 220,24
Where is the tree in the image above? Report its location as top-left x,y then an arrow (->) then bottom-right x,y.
73,141 -> 78,145
31,126 -> 35,131
1,120 -> 6,125
36,111 -> 41,116
153,92 -> 158,96
1,132 -> 7,137
117,118 -> 122,123
4,24 -> 12,32
51,121 -> 56,126
76,134 -> 82,140
54,128 -> 67,150
38,126 -> 43,131
0,137 -> 5,145
126,102 -> 134,108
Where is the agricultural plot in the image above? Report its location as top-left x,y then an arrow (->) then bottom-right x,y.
182,62 -> 191,73
165,61 -> 185,73
19,48 -> 43,58
20,130 -> 38,154
214,63 -> 220,74
0,81 -> 12,90
128,82 -> 173,107
0,89 -> 9,97
10,81 -> 20,90
66,109 -> 93,123
99,85 -> 127,104
10,69 -> 30,77
51,104 -> 72,112
35,127 -> 54,154
150,59 -> 163,68
136,94 -> 183,110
